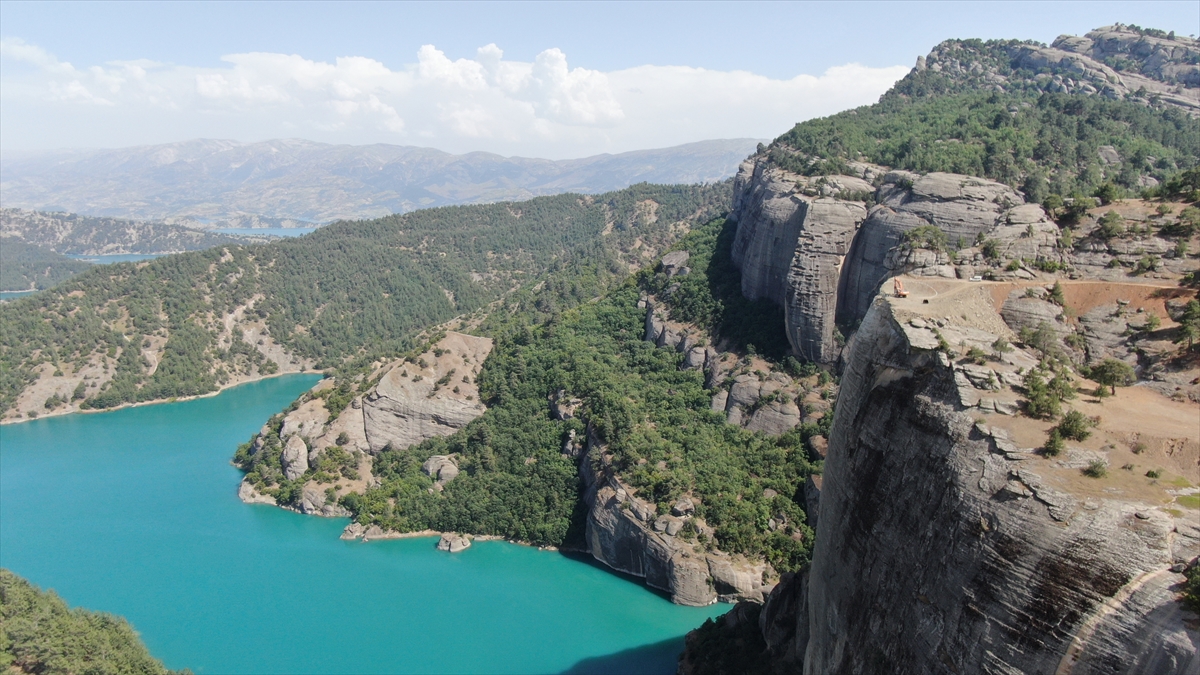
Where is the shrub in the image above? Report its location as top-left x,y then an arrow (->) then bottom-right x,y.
991,337 -> 1011,357
1094,182 -> 1121,205
1183,563 -> 1200,614
981,239 -> 1001,260
1049,281 -> 1065,306
1089,358 -> 1136,394
1082,460 -> 1108,478
904,225 -> 949,251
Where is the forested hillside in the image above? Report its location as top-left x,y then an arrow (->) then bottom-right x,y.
0,183 -> 729,418
0,569 -> 181,674
239,218 -> 824,572
0,240 -> 92,291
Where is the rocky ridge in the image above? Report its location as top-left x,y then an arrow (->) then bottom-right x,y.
914,25 -> 1200,115
0,208 -> 265,255
0,138 -> 760,225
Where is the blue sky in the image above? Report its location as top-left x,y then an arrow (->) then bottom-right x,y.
1,1 -> 1197,158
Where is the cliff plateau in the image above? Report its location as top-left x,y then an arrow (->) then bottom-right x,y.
682,285 -> 1199,674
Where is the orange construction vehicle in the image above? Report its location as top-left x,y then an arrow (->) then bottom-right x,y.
894,277 -> 909,298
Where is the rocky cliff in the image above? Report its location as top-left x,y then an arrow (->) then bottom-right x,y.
729,160 -> 1043,364
583,426 -> 774,607
681,285 -> 1200,673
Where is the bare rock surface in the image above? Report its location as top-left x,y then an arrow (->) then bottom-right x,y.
280,435 -> 309,481
362,332 -> 492,453
581,431 -> 768,606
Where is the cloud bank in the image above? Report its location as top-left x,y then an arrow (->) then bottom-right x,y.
0,39 -> 909,158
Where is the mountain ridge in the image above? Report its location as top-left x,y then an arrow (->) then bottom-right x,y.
0,138 -> 761,226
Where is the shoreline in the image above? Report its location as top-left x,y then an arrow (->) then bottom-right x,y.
0,369 -> 325,427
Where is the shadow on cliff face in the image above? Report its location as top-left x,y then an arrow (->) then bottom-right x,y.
559,637 -> 687,675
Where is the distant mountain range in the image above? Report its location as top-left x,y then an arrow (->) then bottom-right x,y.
0,138 -> 762,227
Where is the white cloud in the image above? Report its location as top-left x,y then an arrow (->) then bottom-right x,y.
0,38 -> 909,158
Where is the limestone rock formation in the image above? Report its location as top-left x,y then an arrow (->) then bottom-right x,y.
660,250 -> 691,277
730,156 -> 1052,364
421,455 -> 460,490
237,479 -> 277,505
730,159 -> 868,362
837,171 -> 1025,328
362,332 -> 492,453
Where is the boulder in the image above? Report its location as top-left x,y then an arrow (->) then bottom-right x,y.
706,553 -> 771,603
421,455 -> 459,484
727,375 -> 761,409
745,401 -> 802,436
672,498 -> 696,517
660,251 -> 691,277
710,390 -> 728,412
1000,292 -> 1066,336
683,346 -> 707,370
340,522 -> 365,540
645,307 -> 665,343
298,484 -> 351,518
437,533 -> 471,553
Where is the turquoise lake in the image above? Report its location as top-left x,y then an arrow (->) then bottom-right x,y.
0,375 -> 726,674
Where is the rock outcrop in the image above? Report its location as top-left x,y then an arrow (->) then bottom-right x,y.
437,533 -> 471,553
642,299 -> 818,438
280,435 -> 309,481
729,157 -> 1054,364
362,332 -> 492,453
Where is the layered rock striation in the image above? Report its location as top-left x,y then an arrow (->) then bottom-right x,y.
362,332 -> 492,453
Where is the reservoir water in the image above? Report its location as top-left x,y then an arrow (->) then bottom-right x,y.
66,253 -> 165,264
212,227 -> 316,237
0,375 -> 725,674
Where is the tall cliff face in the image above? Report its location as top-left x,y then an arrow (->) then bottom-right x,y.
727,294 -> 1198,674
730,159 -> 868,362
730,161 -> 1034,363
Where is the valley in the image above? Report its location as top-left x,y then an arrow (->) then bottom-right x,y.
2,20 -> 1199,675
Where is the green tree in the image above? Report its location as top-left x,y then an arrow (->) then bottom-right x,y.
1089,358 -> 1136,395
